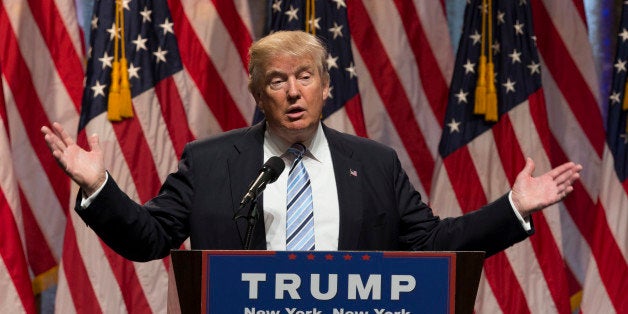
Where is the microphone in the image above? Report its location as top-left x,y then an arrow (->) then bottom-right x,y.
239,156 -> 285,207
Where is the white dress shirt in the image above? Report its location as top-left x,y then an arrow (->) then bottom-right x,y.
262,122 -> 340,250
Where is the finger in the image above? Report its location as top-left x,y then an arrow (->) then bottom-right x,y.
547,161 -> 577,180
52,122 -> 76,147
520,157 -> 535,177
87,133 -> 101,153
43,132 -> 66,153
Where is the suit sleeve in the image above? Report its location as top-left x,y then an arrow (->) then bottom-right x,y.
74,146 -> 196,262
392,152 -> 533,257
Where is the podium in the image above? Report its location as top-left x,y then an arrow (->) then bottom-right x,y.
168,250 -> 484,314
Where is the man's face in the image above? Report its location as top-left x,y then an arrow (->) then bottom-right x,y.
256,53 -> 329,144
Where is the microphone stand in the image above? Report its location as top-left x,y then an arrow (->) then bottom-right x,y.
243,199 -> 259,250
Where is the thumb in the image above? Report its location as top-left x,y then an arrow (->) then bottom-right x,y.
521,157 -> 535,177
87,133 -> 101,153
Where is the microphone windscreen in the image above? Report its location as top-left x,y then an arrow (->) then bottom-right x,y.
264,156 -> 285,183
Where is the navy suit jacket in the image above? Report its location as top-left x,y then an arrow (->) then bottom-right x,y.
77,122 -> 532,262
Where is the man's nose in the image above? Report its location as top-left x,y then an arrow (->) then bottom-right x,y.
286,77 -> 300,99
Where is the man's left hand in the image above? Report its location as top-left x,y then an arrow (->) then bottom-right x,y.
511,157 -> 582,219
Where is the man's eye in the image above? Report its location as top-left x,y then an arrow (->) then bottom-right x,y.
269,80 -> 284,89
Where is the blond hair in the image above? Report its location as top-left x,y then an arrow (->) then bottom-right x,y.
248,31 -> 330,97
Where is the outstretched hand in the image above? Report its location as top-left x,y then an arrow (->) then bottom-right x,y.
511,158 -> 582,219
41,122 -> 106,196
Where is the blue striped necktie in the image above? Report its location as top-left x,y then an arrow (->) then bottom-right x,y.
286,143 -> 315,251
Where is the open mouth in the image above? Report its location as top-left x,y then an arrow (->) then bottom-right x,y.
286,106 -> 306,119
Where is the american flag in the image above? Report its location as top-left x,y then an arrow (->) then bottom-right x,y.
258,0 -> 367,137
432,0 -> 626,312
52,0 -> 255,312
2,0 -> 625,313
598,1 -> 628,312
0,0 -> 83,312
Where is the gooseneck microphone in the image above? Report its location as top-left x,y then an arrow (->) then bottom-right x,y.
239,156 -> 285,207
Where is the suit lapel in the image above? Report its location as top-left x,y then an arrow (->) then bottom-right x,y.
228,122 -> 267,250
324,125 -> 364,250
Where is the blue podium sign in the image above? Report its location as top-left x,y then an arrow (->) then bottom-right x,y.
201,251 -> 456,314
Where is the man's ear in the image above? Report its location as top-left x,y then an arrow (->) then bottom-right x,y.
322,82 -> 330,100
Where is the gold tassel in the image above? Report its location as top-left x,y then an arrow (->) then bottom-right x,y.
474,55 -> 487,115
107,60 -> 122,121
119,58 -> 134,118
485,62 -> 498,121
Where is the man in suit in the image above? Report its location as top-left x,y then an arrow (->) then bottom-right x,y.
41,31 -> 582,262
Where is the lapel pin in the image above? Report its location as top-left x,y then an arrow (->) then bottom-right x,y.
349,169 -> 358,177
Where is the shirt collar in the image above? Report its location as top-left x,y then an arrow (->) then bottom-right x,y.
264,122 -> 326,163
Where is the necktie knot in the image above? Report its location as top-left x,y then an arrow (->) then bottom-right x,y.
287,143 -> 306,158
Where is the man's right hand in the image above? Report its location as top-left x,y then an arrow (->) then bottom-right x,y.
41,122 -> 106,197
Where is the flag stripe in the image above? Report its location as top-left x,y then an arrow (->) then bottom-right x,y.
155,76 -> 194,157
493,112 -> 571,313
97,118 -> 163,311
101,243 -> 152,312
178,0 -> 253,121
546,130 -> 627,310
0,7 -> 70,214
27,0 -> 83,109
0,128 -> 35,313
59,205 -> 103,314
443,146 -> 531,313
348,0 -> 434,194
19,190 -> 57,275
358,1 -> 442,162
531,0 -> 605,156
393,0 -> 449,125
210,0 -> 253,72
517,92 -> 585,302
170,0 -> 250,130
111,121 -> 163,202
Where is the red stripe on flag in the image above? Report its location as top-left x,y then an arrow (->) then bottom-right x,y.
443,147 -> 531,313
348,0 -> 434,193
19,189 -> 57,275
0,7 -> 71,216
393,0 -> 449,125
26,0 -> 83,110
343,94 -> 367,137
169,0 -> 248,131
104,120 -> 163,310
493,109 -> 572,313
531,0 -> 605,157
111,120 -> 163,202
59,204 -> 103,313
0,190 -> 36,314
154,77 -> 195,158
544,132 -> 628,311
101,243 -> 152,312
77,129 -> 155,312
210,0 -> 253,72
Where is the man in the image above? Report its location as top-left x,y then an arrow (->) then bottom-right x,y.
41,31 -> 581,262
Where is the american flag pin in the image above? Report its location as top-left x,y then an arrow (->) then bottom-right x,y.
349,169 -> 357,177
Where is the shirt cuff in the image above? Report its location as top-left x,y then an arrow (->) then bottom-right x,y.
509,191 -> 532,231
79,172 -> 109,209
